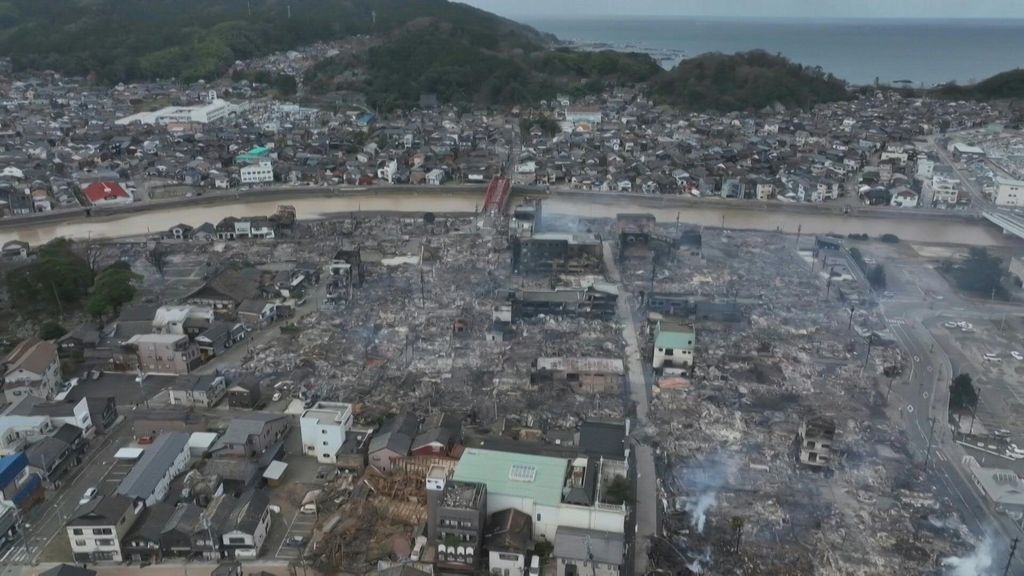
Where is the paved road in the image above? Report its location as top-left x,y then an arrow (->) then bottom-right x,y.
602,242 -> 657,576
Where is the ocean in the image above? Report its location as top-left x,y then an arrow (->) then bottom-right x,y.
524,17 -> 1024,87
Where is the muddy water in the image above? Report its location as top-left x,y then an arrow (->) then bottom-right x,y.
0,191 -> 1012,247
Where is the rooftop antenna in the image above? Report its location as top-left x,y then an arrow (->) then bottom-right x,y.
372,10 -> 377,26
288,4 -> 292,19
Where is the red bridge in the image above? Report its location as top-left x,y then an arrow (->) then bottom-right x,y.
482,176 -> 511,214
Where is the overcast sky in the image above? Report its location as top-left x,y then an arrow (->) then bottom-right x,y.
460,0 -> 1024,19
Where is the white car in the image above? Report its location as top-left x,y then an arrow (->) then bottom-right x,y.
983,353 -> 1001,362
1011,351 -> 1023,361
79,487 -> 98,506
943,321 -> 959,329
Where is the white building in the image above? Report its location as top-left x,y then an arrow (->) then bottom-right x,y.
2,338 -> 61,402
996,177 -> 1024,207
565,106 -> 603,128
152,305 -> 214,335
300,401 -> 354,464
67,494 -> 141,563
916,157 -> 935,180
931,173 -> 960,205
115,99 -> 238,126
426,168 -> 446,186
452,448 -> 626,542
116,432 -> 190,507
240,161 -> 274,185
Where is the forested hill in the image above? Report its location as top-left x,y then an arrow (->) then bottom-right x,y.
0,0 -> 554,83
650,50 -> 852,112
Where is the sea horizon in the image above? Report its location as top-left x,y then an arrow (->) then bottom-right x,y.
523,15 -> 1024,86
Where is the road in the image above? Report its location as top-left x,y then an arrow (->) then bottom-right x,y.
876,257 -> 1024,571
602,242 -> 657,576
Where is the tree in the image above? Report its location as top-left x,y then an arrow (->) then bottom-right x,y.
867,265 -> 887,290
879,233 -> 900,243
85,264 -> 137,321
5,238 -> 93,316
39,321 -> 67,340
949,373 -> 978,413
952,247 -> 1004,296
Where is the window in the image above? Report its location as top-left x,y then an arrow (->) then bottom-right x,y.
536,513 -> 542,522
96,539 -> 115,546
72,529 -> 84,536
228,537 -> 247,544
509,464 -> 537,482
93,528 -> 113,535
74,540 -> 87,547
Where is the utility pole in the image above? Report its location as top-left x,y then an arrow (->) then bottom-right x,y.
1005,537 -> 1020,576
968,391 -> 980,435
848,305 -> 856,331
924,416 -> 937,470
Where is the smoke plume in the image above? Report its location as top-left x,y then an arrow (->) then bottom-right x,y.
942,533 -> 997,576
677,453 -> 739,534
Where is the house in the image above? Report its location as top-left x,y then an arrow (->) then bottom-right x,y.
236,300 -> 276,330
300,401 -> 354,464
0,452 -> 43,509
485,508 -> 533,576
240,161 -> 274,185
212,414 -> 290,458
553,527 -> 625,576
426,468 -> 487,572
123,502 -> 176,563
368,412 -> 418,472
168,375 -> 227,408
67,494 -> 141,563
452,448 -> 626,541
161,502 -> 203,557
889,187 -> 918,208
39,566 -> 97,576
153,305 -> 214,336
82,181 -> 133,206
117,334 -> 200,375
25,435 -> 80,488
531,358 -> 624,395
410,412 -> 462,458
3,395 -> 96,437
652,321 -> 695,373
966,458 -> 1024,526
168,223 -> 195,240
1,240 -> 29,259
426,168 -> 446,186
220,489 -> 272,559
2,337 -> 62,402
196,322 -> 245,361
0,415 -> 55,456
185,268 -> 266,314
116,432 -> 191,506
225,378 -> 262,409
56,323 -> 102,360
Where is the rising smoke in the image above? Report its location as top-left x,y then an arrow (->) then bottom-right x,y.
676,453 -> 740,534
942,532 -> 997,576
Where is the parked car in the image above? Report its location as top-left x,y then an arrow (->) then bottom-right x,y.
983,353 -> 1001,362
1011,351 -> 1023,361
79,487 -> 98,506
286,536 -> 306,547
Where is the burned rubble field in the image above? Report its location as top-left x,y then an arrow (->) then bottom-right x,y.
633,230 -> 971,575
222,215 -> 625,426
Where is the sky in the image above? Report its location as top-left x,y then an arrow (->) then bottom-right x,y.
459,0 -> 1024,19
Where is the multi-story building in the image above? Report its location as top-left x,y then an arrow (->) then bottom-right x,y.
2,337 -> 62,402
931,172 -> 960,205
67,494 -> 141,563
118,334 -> 200,375
553,527 -> 625,576
996,177 -> 1024,207
300,401 -> 354,464
452,448 -> 626,542
427,466 -> 487,572
240,161 -> 274,185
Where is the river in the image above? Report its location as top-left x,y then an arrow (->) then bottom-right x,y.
0,191 -> 1012,247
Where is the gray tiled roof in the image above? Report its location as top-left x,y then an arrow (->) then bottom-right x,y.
116,432 -> 189,501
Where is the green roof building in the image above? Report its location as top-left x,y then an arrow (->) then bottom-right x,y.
653,321 -> 695,370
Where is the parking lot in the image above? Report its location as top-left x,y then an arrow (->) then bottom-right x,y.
273,508 -> 318,560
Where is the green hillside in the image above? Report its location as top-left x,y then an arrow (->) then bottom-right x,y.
650,50 -> 851,111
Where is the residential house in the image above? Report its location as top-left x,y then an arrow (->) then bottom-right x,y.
410,412 -> 462,458
0,452 -> 43,509
196,322 -> 245,361
485,508 -> 533,576
0,415 -> 55,455
225,378 -> 262,409
798,417 -> 836,469
67,494 -> 141,563
996,177 -> 1024,207
652,321 -> 695,373
161,502 -> 203,558
168,375 -> 227,408
152,306 -> 214,336
211,414 -> 290,458
116,432 -> 191,506
123,502 -> 176,563
553,527 -> 625,576
300,401 -> 354,464
220,489 -> 272,559
369,412 -> 418,472
56,323 -> 102,360
117,334 -> 200,375
236,300 -> 276,330
2,337 -> 62,402
25,435 -> 80,489
185,268 -> 267,315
